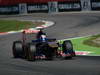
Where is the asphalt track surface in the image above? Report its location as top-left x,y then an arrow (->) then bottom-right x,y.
0,12 -> 100,75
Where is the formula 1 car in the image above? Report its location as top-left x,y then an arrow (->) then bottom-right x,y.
12,30 -> 75,61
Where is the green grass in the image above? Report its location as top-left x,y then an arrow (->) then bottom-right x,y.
71,36 -> 100,55
0,20 -> 44,32
59,35 -> 100,56
83,34 -> 100,47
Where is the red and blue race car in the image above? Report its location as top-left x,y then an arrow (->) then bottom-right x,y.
12,30 -> 76,61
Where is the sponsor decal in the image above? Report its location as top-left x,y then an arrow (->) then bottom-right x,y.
59,3 -> 80,9
91,2 -> 100,8
28,4 -> 48,11
0,6 -> 18,13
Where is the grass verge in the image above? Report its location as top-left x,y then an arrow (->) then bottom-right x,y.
71,35 -> 100,55
83,35 -> 100,47
0,19 -> 44,32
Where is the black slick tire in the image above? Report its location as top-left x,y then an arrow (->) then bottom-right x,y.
12,41 -> 23,58
62,40 -> 75,58
25,43 -> 36,61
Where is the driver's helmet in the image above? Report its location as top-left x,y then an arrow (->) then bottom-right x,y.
40,34 -> 47,42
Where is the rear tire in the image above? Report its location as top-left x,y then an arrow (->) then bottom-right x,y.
12,41 -> 23,58
25,43 -> 36,61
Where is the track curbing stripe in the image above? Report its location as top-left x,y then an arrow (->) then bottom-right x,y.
0,20 -> 55,35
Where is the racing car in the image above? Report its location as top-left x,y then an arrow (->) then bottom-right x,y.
12,30 -> 76,61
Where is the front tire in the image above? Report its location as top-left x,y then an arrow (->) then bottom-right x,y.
62,40 -> 75,58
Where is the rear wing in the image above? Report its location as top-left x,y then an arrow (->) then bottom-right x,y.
23,29 -> 40,34
22,30 -> 39,44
